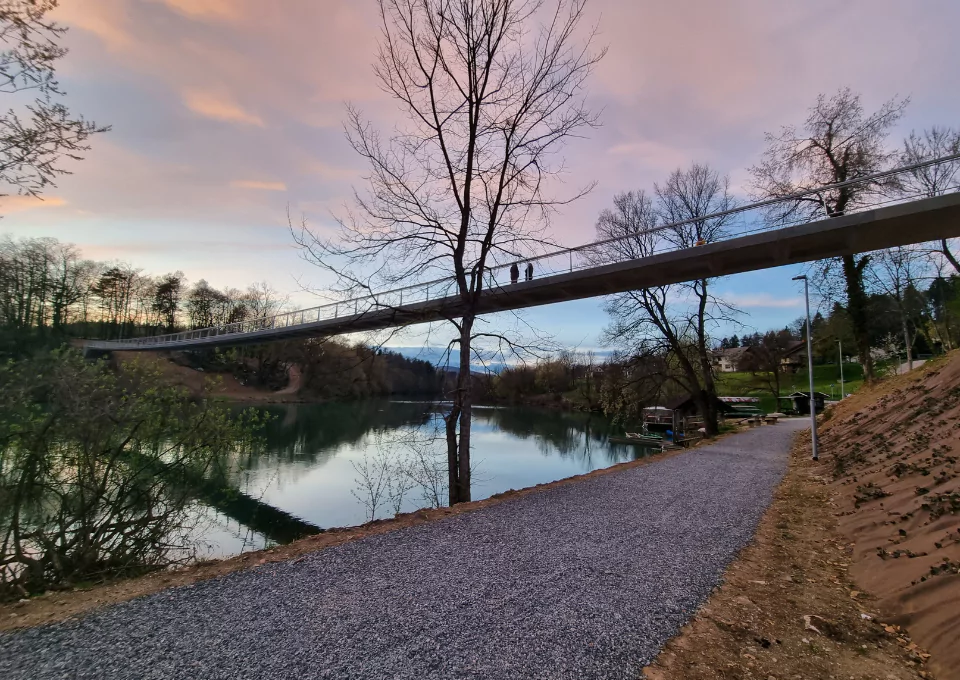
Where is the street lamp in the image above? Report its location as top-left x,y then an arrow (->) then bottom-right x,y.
793,275 -> 819,460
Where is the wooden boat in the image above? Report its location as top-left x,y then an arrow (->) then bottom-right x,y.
609,428 -> 700,452
608,431 -> 667,447
609,432 -> 663,445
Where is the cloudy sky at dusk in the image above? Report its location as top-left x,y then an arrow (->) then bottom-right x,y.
3,0 -> 959,353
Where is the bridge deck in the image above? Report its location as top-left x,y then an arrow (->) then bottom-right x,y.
85,192 -> 960,353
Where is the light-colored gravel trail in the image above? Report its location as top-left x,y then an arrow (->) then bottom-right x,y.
1,420 -> 806,680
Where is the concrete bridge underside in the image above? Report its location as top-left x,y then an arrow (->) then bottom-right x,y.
86,192 -> 960,353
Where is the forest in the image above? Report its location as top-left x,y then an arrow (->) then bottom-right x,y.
0,235 -> 442,399
490,268 -> 960,421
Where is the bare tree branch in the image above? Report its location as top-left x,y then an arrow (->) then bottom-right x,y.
293,0 -> 603,504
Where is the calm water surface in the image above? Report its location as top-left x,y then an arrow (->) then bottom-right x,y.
198,400 -> 648,557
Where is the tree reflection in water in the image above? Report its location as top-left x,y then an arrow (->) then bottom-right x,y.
228,400 -> 653,528
471,405 -> 650,466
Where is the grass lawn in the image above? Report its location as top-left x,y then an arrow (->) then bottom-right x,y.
716,363 -> 866,413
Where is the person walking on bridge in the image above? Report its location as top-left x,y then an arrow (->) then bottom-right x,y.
525,261 -> 534,281
510,262 -> 519,284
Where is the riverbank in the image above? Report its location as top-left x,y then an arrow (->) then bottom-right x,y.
0,442 -> 685,632
11,354 -> 954,675
1,422 -> 802,679
482,392 -> 603,413
112,349 -> 613,417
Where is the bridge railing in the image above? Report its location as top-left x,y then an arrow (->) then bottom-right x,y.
100,154 -> 960,349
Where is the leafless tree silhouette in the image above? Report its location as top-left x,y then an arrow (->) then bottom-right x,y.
867,246 -> 926,371
750,88 -> 909,382
898,126 -> 960,272
0,0 -> 108,202
592,164 -> 737,435
293,0 -> 604,504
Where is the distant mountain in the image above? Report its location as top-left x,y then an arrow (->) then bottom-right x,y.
386,346 -> 458,368
385,346 -> 614,374
386,346 -> 506,374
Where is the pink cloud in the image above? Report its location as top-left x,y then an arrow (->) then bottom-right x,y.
303,160 -> 360,182
53,0 -> 133,52
182,89 -> 265,126
0,195 -> 68,214
16,0 -> 957,334
232,180 -> 287,191
159,0 -> 240,22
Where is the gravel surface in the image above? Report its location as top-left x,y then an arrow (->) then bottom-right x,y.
1,420 -> 806,679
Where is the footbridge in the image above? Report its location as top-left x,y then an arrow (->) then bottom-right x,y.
85,158 -> 960,354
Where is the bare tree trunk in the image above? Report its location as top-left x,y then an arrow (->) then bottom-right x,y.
843,253 -> 874,382
444,403 -> 460,507
443,317 -> 475,506
457,318 -> 473,504
901,312 -> 913,371
695,279 -> 720,436
695,389 -> 719,436
941,239 -> 960,274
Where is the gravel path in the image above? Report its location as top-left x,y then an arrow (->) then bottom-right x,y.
1,420 -> 806,680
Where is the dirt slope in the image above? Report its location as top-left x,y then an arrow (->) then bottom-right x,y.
112,351 -> 301,402
645,437 -> 934,680
820,353 -> 960,679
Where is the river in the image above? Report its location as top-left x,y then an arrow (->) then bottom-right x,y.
194,400 -> 651,558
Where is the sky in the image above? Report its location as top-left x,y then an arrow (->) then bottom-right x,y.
3,0 -> 959,355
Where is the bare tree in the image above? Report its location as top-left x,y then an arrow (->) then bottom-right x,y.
0,235 -> 55,329
898,126 -> 960,272
245,281 -> 288,327
294,0 -> 603,504
868,246 -> 927,370
738,329 -> 798,402
386,464 -> 416,516
0,0 -> 108,202
350,448 -> 393,522
129,273 -> 156,331
397,425 -> 459,509
750,88 -> 908,382
593,164 -> 737,435
596,351 -> 674,426
572,348 -> 598,407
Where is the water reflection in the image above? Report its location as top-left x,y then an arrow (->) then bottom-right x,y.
238,400 -> 434,466
207,401 -> 652,556
473,405 -> 629,466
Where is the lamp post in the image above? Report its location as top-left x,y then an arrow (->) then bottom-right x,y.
793,275 -> 819,460
838,339 -> 844,399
